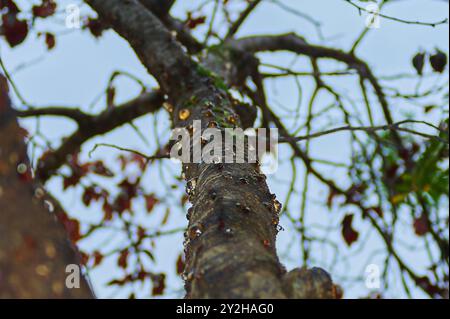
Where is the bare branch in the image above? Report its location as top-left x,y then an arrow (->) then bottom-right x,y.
225,0 -> 262,40
232,33 -> 404,148
16,107 -> 91,124
139,0 -> 203,54
344,0 -> 448,27
88,143 -> 169,161
35,91 -> 164,182
282,120 -> 448,144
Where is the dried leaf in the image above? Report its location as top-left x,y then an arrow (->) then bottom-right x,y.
32,0 -> 56,18
412,52 -> 425,75
414,214 -> 429,236
2,13 -> 28,47
341,214 -> 359,246
430,49 -> 447,73
117,249 -> 129,269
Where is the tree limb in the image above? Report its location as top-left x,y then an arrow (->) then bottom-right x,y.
139,0 -> 203,54
225,0 -> 262,40
283,120 -> 448,144
139,0 -> 176,16
16,107 -> 91,124
232,33 -> 404,148
34,91 -> 164,182
343,0 -> 448,27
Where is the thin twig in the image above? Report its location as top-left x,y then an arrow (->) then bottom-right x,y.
344,0 -> 448,27
282,120 -> 448,144
203,0 -> 220,45
225,0 -> 262,40
88,143 -> 169,160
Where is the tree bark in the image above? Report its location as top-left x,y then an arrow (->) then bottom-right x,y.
0,75 -> 93,298
85,0 -> 335,299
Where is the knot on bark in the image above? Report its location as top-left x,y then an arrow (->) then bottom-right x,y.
283,267 -> 335,299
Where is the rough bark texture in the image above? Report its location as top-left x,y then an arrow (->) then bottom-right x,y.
0,75 -> 93,298
85,0 -> 335,299
139,0 -> 203,54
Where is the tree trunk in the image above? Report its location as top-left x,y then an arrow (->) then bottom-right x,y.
86,0 -> 335,299
0,75 -> 93,298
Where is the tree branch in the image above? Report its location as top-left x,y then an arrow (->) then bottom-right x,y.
225,0 -> 262,40
139,0 -> 176,16
282,120 -> 448,144
232,33 -> 404,148
16,107 -> 91,124
139,0 -> 203,54
344,0 -> 448,27
86,0 -> 202,95
88,143 -> 170,161
35,91 -> 164,182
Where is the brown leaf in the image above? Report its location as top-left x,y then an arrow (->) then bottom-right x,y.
176,253 -> 185,275
57,213 -> 81,243
117,249 -> 129,269
369,206 -> 384,218
414,214 -> 429,236
90,161 -> 113,177
144,194 -> 158,213
92,251 -> 104,267
44,32 -> 55,50
0,0 -> 20,13
186,12 -> 206,29
85,17 -> 108,38
152,273 -> 166,296
412,52 -> 425,76
63,173 -> 82,190
32,0 -> 56,18
79,251 -> 89,266
102,201 -> 113,221
2,13 -> 28,47
341,214 -> 359,246
130,154 -> 147,170
430,49 -> 447,73
82,186 -> 104,206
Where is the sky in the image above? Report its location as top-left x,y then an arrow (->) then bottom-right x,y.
1,0 -> 449,298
